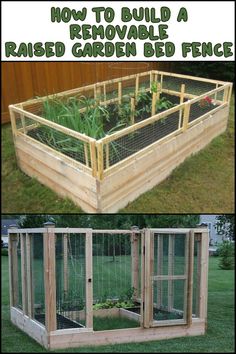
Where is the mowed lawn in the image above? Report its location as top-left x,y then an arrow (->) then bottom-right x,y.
1,94 -> 234,213
1,256 -> 234,353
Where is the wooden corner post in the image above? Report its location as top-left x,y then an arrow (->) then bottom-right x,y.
199,227 -> 209,322
143,228 -> 152,328
186,230 -> 194,326
85,229 -> 93,329
131,226 -> 139,301
8,225 -> 19,308
43,222 -> 57,332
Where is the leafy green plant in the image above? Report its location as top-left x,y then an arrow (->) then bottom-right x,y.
218,241 -> 235,270
156,97 -> 175,112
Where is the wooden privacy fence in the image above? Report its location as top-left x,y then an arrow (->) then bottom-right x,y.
2,62 -> 171,123
8,225 -> 209,349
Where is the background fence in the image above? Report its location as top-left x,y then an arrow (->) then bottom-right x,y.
1,62 -> 172,124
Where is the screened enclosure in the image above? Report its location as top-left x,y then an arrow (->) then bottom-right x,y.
8,225 -> 209,349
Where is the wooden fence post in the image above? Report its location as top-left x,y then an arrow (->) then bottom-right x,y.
85,229 -> 93,329
135,74 -> 139,99
178,84 -> 185,129
43,221 -> 57,332
8,224 -> 19,308
157,234 -> 163,308
143,228 -> 152,328
130,97 -> 135,125
152,92 -> 157,116
97,142 -> 104,180
167,234 -> 175,312
199,227 -> 209,322
131,226 -> 139,300
26,233 -> 34,318
118,82 -> 122,105
20,233 -> 28,315
183,102 -> 191,131
186,230 -> 194,326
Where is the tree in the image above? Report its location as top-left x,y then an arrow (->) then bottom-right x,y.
215,215 -> 235,241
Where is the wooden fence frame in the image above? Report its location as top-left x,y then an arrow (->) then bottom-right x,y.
8,225 -> 209,349
9,70 -> 233,182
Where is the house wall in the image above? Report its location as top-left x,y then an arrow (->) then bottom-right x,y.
200,215 -> 225,244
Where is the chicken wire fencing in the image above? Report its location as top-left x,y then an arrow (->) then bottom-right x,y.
11,71 -> 229,176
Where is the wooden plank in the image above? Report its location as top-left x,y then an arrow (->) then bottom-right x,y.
135,74 -> 139,99
151,92 -> 157,116
43,224 -> 57,332
8,230 -> 19,307
153,275 -> 187,281
85,230 -> 93,329
195,236 -> 202,317
178,84 -> 185,129
183,233 -> 189,323
187,231 -> 194,326
157,234 -> 163,308
118,82 -> 122,105
168,234 -> 175,312
63,234 -> 68,296
10,307 -> 48,349
89,140 -> 97,177
48,321 -> 205,349
20,233 -> 28,315
182,102 -> 190,131
149,232 -> 154,323
106,143 -> 110,169
103,83 -> 106,102
155,70 -> 229,85
84,143 -> 89,167
26,233 -> 34,318
140,230 -> 145,327
130,97 -> 135,125
9,105 -> 18,137
143,229 -> 151,328
199,230 -> 209,320
97,142 -> 104,180
131,231 -> 139,300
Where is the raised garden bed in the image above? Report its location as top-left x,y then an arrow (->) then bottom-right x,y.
9,70 -> 232,212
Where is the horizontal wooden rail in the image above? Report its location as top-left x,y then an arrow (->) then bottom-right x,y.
153,70 -> 230,86
152,275 -> 187,281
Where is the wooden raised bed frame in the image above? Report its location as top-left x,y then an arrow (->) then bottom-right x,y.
8,225 -> 209,350
9,70 -> 233,212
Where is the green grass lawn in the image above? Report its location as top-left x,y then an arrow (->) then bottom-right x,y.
1,94 -> 234,213
1,255 -> 234,353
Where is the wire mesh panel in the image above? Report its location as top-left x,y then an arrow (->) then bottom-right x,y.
189,89 -> 224,124
14,112 -> 91,167
55,233 -> 86,329
92,233 -> 133,305
152,233 -> 188,323
32,233 -> 45,324
105,108 -> 182,168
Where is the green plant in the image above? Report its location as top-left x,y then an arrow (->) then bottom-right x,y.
156,97 -> 175,112
218,241 -> 235,270
1,249 -> 8,256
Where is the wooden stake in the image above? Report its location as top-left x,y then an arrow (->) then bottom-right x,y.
19,104 -> 26,134
157,235 -> 163,308
8,225 -> 19,308
89,140 -> 97,177
187,231 -> 194,326
85,230 -> 93,329
106,144 -> 110,169
152,92 -> 157,116
144,229 -> 151,328
179,84 -> 185,129
118,82 -> 122,105
103,83 -> 106,102
183,102 -> 190,131
84,143 -> 89,167
168,235 -> 175,312
131,97 -> 135,125
97,142 -> 104,180
43,222 -> 57,332
20,233 -> 28,315
156,82 -> 161,101
135,74 -> 139,99
26,233 -> 34,318
131,229 -> 139,300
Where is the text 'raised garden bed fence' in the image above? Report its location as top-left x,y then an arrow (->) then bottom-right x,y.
9,70 -> 233,212
8,224 -> 209,349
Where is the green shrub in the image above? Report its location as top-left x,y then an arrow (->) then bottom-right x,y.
218,241 -> 235,270
1,249 -> 8,256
